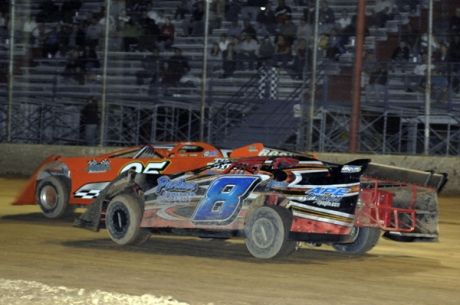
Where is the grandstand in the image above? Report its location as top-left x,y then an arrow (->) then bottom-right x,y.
1,0 -> 459,155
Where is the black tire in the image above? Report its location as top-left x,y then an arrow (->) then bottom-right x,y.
245,206 -> 297,259
332,227 -> 381,255
105,194 -> 150,246
36,176 -> 74,219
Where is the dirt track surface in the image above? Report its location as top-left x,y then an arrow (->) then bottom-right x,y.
1,177 -> 459,305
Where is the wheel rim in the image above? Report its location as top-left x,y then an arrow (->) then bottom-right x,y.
40,185 -> 57,209
350,226 -> 360,241
251,218 -> 276,249
110,205 -> 130,236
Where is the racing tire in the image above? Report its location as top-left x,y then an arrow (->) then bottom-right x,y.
332,227 -> 381,255
36,176 -> 74,219
245,206 -> 297,259
106,194 -> 150,246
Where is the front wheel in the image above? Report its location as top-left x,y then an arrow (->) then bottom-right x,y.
36,176 -> 74,218
332,227 -> 381,255
245,206 -> 297,259
105,194 -> 150,246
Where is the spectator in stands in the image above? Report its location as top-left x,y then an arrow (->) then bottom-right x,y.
159,61 -> 180,96
257,35 -> 274,68
174,0 -> 192,20
8,13 -> 23,43
288,38 -> 310,80
241,0 -> 268,22
278,16 -> 297,45
297,15 -> 313,44
435,43 -> 454,74
118,8 -> 130,26
225,0 -> 244,23
337,9 -> 352,31
121,21 -> 143,52
325,28 -> 345,61
420,32 -> 441,57
149,7 -> 167,28
401,23 -> 420,55
218,33 -> 230,51
256,1 -> 277,36
85,18 -> 102,50
238,33 -> 259,70
433,12 -> 451,45
220,42 -> 238,78
62,48 -> 86,85
82,11 -> 94,27
68,24 -> 86,50
319,1 -> 335,34
228,19 -> 243,38
448,34 -> 460,63
61,0 -> 82,24
129,0 -> 151,25
81,97 -> 99,146
42,25 -> 65,58
363,51 -> 387,102
395,0 -> 420,14
404,52 -> 435,92
450,7 -> 460,35
209,0 -> 224,30
138,9 -> 152,30
391,40 -> 410,72
370,0 -> 394,28
232,35 -> 242,53
80,45 -> 100,74
157,17 -> 175,52
182,1 -> 205,36
110,0 -> 126,24
242,18 -> 258,41
339,14 -> 367,47
169,47 -> 190,78
136,47 -> 162,86
275,0 -> 292,25
22,15 -> 38,46
32,24 -> 47,53
436,43 -> 460,93
209,42 -> 221,61
430,68 -> 448,103
273,34 -> 292,69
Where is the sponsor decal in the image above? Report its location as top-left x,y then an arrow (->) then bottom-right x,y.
155,176 -> 197,202
304,187 -> 351,208
249,145 -> 258,152
84,159 -> 111,173
268,180 -> 289,188
341,165 -> 362,173
209,158 -> 233,170
203,150 -> 219,157
258,148 -> 295,156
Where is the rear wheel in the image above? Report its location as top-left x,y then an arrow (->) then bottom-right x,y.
36,176 -> 74,218
245,206 -> 297,259
106,194 -> 150,246
332,227 -> 381,255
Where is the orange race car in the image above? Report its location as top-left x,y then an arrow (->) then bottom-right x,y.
13,142 -> 307,219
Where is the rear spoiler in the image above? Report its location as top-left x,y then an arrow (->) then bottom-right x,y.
363,163 -> 447,191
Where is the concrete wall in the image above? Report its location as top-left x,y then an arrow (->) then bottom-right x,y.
0,144 -> 457,194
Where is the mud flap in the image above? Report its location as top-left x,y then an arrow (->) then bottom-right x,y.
73,170 -> 136,232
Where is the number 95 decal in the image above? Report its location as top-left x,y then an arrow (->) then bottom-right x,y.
191,176 -> 261,226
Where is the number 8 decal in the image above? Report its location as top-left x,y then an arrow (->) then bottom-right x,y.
191,176 -> 261,226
